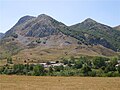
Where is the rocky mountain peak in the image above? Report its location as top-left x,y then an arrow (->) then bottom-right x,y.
15,15 -> 35,26
82,18 -> 97,24
37,14 -> 53,21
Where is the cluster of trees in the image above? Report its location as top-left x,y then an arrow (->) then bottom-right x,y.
0,56 -> 120,77
0,64 -> 45,76
59,56 -> 120,77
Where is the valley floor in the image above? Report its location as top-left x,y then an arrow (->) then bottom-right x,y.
0,75 -> 120,90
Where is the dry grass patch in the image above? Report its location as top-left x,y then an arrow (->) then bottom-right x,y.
0,75 -> 120,90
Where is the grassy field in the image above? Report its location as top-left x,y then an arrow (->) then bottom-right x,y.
0,75 -> 120,90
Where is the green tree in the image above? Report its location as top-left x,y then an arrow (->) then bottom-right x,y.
48,66 -> 54,75
70,56 -> 75,63
33,64 -> 44,76
110,57 -> 118,66
62,59 -> 69,65
0,66 -> 6,74
7,57 -> 13,64
13,64 -> 25,74
104,57 -> 118,73
117,65 -> 120,73
81,64 -> 92,76
54,65 -> 64,72
104,65 -> 116,73
88,70 -> 96,77
93,57 -> 106,69
74,60 -> 82,69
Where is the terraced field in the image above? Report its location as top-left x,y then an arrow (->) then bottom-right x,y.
0,75 -> 120,90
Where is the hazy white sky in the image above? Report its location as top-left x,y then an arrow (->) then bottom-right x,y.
0,0 -> 120,33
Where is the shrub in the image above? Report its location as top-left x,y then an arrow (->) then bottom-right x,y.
11,33 -> 18,38
33,64 -> 44,76
7,57 -> 13,64
54,65 -> 64,72
74,60 -> 82,69
117,65 -> 120,73
88,70 -> 96,77
81,64 -> 92,76
93,57 -> 106,69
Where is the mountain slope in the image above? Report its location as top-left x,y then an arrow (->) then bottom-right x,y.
3,14 -> 72,48
0,14 -> 78,59
0,33 -> 4,39
0,14 -> 119,60
5,15 -> 35,37
5,14 -> 66,38
69,18 -> 120,51
114,25 -> 120,31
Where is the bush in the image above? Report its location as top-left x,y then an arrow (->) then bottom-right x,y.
74,60 -> 82,69
88,70 -> 96,77
117,65 -> 120,73
62,59 -> 69,65
13,64 -> 25,74
106,72 -> 114,77
36,39 -> 41,43
11,33 -> 18,38
93,57 -> 106,69
104,65 -> 116,73
33,64 -> 44,76
81,64 -> 92,76
7,57 -> 13,64
49,66 -> 53,74
54,65 -> 64,72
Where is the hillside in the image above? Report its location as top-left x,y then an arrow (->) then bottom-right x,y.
0,33 -> 4,39
5,14 -> 66,38
0,14 -> 119,62
69,18 -> 120,51
114,25 -> 120,31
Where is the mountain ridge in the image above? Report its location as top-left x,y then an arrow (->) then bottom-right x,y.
0,33 -> 4,39
69,18 -> 120,51
114,25 -> 120,31
0,14 -> 120,60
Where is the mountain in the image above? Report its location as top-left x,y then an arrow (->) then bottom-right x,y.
5,14 -> 66,38
0,33 -> 4,39
0,14 -> 76,60
0,14 -> 119,61
114,25 -> 120,31
69,18 -> 120,51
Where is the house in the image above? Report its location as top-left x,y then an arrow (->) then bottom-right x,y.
50,61 -> 56,64
115,64 -> 120,67
39,61 -> 65,68
115,60 -> 120,67
117,60 -> 120,64
51,63 -> 64,67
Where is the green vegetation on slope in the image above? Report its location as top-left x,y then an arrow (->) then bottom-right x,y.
68,19 -> 120,51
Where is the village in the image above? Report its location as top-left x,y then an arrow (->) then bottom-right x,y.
34,59 -> 120,68
39,61 -> 66,68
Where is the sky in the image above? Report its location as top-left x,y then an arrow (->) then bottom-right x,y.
0,0 -> 120,33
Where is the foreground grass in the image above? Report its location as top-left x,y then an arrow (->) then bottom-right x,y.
0,75 -> 120,90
